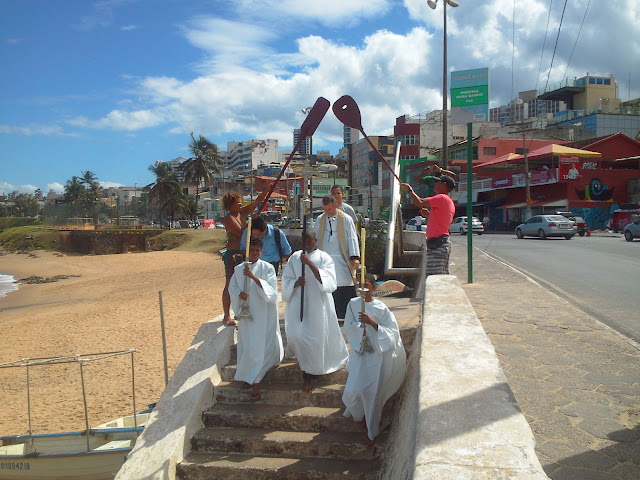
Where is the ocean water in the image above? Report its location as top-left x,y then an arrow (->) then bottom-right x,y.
0,273 -> 19,298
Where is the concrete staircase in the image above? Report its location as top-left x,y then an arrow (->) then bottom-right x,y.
176,321 -> 404,480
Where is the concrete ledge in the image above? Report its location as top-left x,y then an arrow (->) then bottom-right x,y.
415,275 -> 548,479
115,316 -> 233,480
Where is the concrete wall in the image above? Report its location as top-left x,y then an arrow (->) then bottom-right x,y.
380,275 -> 548,479
115,317 -> 233,480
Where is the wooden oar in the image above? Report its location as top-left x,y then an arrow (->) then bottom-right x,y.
332,95 -> 402,183
260,97 -> 331,211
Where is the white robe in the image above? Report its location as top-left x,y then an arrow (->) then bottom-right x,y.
342,297 -> 407,440
315,212 -> 360,287
282,249 -> 349,376
229,259 -> 283,384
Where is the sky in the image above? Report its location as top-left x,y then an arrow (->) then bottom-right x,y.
1,0 -> 639,196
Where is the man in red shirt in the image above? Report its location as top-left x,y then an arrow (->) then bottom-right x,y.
401,168 -> 456,275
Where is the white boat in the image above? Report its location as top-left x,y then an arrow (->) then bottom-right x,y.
0,350 -> 148,480
0,424 -> 143,480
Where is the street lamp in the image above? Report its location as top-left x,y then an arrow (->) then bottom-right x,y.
428,0 -> 459,169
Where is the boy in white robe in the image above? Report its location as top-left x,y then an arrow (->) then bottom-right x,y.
342,273 -> 406,442
282,230 -> 349,393
229,237 -> 284,400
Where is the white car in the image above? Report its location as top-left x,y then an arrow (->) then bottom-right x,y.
450,216 -> 484,235
405,216 -> 426,231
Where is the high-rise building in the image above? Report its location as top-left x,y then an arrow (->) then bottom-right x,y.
490,90 -> 565,125
224,139 -> 279,175
293,128 -> 312,156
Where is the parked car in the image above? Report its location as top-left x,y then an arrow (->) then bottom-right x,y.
515,215 -> 575,240
450,216 -> 484,235
405,216 -> 426,231
557,211 -> 588,236
623,218 -> 640,242
289,218 -> 302,229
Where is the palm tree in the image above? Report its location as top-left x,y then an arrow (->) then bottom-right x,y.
64,176 -> 86,218
183,198 -> 203,224
144,161 -> 182,227
80,170 -> 98,189
180,133 -> 222,216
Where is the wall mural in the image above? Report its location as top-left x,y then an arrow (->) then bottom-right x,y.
575,178 -> 615,202
571,203 -> 619,230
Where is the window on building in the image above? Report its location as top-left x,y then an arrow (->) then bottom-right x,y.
483,147 -> 496,155
597,78 -> 603,85
589,78 -> 596,84
515,148 -> 528,154
604,79 -> 611,85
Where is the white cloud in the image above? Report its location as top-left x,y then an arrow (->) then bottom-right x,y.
0,182 -> 40,195
46,183 -> 65,194
0,124 -> 76,136
67,110 -> 164,131
99,181 -> 125,189
232,0 -> 391,25
120,25 -> 138,31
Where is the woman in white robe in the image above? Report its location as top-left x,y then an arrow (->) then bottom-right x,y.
282,231 -> 349,392
229,237 -> 283,400
342,274 -> 406,441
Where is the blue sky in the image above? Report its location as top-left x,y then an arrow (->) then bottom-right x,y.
1,0 -> 639,195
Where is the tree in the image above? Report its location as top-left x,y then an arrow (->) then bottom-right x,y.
144,161 -> 182,227
80,170 -> 98,189
180,133 -> 222,215
64,176 -> 86,217
183,198 -> 203,224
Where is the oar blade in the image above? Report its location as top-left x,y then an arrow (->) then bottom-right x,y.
332,95 -> 363,131
300,97 -> 330,139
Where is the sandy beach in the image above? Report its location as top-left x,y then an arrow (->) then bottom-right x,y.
0,250 -> 225,436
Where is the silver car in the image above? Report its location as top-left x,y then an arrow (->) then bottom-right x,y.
450,216 -> 484,235
623,218 -> 640,242
515,215 -> 575,240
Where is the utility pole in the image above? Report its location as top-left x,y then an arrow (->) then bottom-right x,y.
507,120 -> 538,221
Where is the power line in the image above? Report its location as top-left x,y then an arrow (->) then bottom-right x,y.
563,0 -> 591,80
535,0 -> 554,92
511,0 -> 515,101
544,0 -> 569,92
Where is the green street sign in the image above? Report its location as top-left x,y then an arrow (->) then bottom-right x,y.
451,85 -> 489,107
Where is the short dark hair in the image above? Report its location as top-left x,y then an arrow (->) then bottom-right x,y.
322,195 -> 336,206
302,230 -> 317,241
331,185 -> 344,193
251,215 -> 267,232
249,236 -> 263,248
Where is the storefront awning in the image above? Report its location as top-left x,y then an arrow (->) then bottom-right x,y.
497,202 -> 528,209
529,199 -> 568,208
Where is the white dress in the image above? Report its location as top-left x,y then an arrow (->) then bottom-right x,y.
314,213 -> 360,287
229,259 -> 283,384
342,297 -> 406,440
282,249 -> 349,375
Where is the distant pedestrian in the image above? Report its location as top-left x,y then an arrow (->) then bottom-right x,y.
331,185 -> 358,223
482,215 -> 490,232
400,165 -> 455,276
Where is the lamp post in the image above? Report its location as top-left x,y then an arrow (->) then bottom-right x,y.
428,0 -> 459,169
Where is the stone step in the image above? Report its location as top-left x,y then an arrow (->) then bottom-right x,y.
203,403 -> 365,433
214,381 -> 344,408
177,452 -> 381,480
221,361 -> 348,384
191,426 -> 383,460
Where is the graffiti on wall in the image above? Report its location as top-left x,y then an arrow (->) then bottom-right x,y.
571,203 -> 619,230
575,178 -> 615,202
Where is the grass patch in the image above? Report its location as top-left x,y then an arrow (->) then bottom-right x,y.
0,226 -> 62,251
147,229 -> 227,254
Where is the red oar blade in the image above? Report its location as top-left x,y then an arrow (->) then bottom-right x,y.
299,97 -> 330,139
332,95 -> 364,132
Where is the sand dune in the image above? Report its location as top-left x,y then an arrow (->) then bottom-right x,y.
0,250 -> 225,435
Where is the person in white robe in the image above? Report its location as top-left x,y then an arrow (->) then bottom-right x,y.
314,195 -> 360,319
229,237 -> 283,400
342,273 -> 406,442
282,230 -> 349,393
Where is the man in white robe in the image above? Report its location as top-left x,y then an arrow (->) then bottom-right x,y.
229,237 -> 284,400
282,230 -> 349,393
342,273 -> 406,442
314,195 -> 360,319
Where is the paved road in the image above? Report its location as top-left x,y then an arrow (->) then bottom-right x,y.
450,233 -> 640,343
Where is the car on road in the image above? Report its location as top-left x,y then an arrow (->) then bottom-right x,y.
450,216 -> 484,235
515,215 -> 575,240
623,218 -> 640,242
557,211 -> 588,236
405,216 -> 426,231
289,218 -> 302,229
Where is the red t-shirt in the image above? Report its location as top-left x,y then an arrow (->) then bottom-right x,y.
425,194 -> 455,239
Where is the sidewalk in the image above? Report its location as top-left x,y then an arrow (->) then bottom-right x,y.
449,246 -> 640,479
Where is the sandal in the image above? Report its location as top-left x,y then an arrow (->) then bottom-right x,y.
222,318 -> 236,327
249,392 -> 261,401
